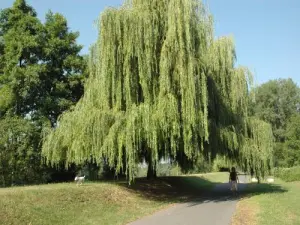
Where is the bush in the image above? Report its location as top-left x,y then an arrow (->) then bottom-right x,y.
212,155 -> 233,172
274,167 -> 300,182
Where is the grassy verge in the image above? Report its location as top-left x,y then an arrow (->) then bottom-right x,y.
274,166 -> 300,182
232,180 -> 300,225
0,173 -> 228,225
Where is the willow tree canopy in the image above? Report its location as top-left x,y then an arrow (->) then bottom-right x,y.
42,0 -> 273,182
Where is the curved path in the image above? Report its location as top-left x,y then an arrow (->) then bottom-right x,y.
128,175 -> 248,225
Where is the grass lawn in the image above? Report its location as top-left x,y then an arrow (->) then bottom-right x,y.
232,180 -> 300,225
199,171 -> 230,183
0,173 -> 228,225
181,172 -> 229,189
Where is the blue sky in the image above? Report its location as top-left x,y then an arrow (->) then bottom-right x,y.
1,0 -> 299,85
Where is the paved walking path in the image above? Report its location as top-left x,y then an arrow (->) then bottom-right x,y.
128,175 -> 248,225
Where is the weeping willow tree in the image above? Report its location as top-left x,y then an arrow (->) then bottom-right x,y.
205,36 -> 274,177
42,0 -> 273,182
241,118 -> 274,180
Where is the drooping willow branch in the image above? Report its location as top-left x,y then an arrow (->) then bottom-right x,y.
42,0 -> 273,182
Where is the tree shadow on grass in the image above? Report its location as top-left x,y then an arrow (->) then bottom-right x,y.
117,175 -> 287,205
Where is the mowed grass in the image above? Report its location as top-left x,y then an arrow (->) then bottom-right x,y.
199,172 -> 230,183
0,173 -> 228,225
232,180 -> 300,225
1,182 -> 165,225
182,172 -> 229,189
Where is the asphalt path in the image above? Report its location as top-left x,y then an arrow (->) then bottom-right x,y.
128,175 -> 248,225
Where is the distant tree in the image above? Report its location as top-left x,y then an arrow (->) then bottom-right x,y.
250,79 -> 300,141
0,0 -> 43,116
0,116 -> 43,186
0,9 -> 6,74
249,79 -> 300,166
0,0 -> 87,186
284,114 -> 300,167
38,11 -> 87,126
0,1 -> 87,124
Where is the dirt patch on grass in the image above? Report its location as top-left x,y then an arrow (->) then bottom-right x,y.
294,181 -> 300,187
287,211 -> 297,224
231,200 -> 259,225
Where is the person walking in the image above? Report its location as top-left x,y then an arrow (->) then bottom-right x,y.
229,167 -> 239,195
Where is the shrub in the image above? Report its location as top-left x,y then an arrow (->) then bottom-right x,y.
212,155 -> 233,172
274,166 -> 300,182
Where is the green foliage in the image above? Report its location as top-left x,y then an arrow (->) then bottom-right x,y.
0,0 -> 87,186
240,118 -> 274,178
249,79 -> 300,167
0,1 -> 86,123
40,11 -> 87,125
191,156 -> 212,173
284,114 -> 300,167
212,155 -> 232,172
250,79 -> 300,142
42,0 -> 274,183
274,166 -> 300,182
0,116 -> 45,186
43,0 -> 212,182
0,0 -> 43,116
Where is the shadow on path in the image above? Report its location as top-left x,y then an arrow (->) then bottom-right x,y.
118,174 -> 287,204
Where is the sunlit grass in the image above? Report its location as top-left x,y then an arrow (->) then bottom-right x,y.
0,182 -> 168,225
0,173 -> 226,225
232,180 -> 300,225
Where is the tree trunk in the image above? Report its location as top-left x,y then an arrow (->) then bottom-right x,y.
147,157 -> 157,179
